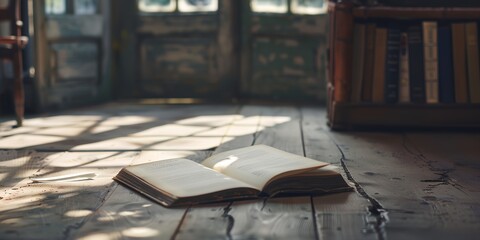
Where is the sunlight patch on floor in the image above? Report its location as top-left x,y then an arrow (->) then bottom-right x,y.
0,109 -> 293,151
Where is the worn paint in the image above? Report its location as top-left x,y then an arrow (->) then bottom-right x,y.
140,39 -> 213,79
294,56 -> 305,65
49,42 -> 98,83
251,14 -> 326,35
34,0 -> 111,110
138,15 -> 218,35
127,0 -> 237,98
139,37 -> 221,97
249,35 -> 325,99
241,1 -> 329,101
45,15 -> 103,39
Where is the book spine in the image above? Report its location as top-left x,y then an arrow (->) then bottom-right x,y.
332,1 -> 354,103
362,23 -> 376,102
399,32 -> 410,103
438,24 -> 455,104
423,21 -> 439,104
372,27 -> 388,103
452,23 -> 469,103
465,22 -> 480,103
408,24 -> 426,103
385,25 -> 401,103
351,23 -> 366,103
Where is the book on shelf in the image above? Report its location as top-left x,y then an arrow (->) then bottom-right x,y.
114,145 -> 353,208
398,32 -> 410,103
351,23 -> 366,103
362,23 -> 376,102
407,23 -> 426,103
451,23 -> 469,103
465,22 -> 480,103
385,24 -> 401,103
422,21 -> 439,104
372,27 -> 388,103
438,23 -> 455,103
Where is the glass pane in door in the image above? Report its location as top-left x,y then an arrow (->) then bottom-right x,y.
45,0 -> 66,15
291,0 -> 326,15
138,0 -> 175,13
250,0 -> 287,14
74,0 -> 99,15
178,0 -> 218,13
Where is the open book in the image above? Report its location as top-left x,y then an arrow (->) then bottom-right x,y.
114,145 -> 353,207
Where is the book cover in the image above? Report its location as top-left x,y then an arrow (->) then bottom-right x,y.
362,23 -> 376,102
465,22 -> 480,103
351,23 -> 366,103
332,2 -> 354,103
438,23 -> 455,103
408,23 -> 426,103
423,21 -> 439,104
399,32 -> 410,103
451,23 -> 469,103
372,27 -> 388,103
385,24 -> 401,103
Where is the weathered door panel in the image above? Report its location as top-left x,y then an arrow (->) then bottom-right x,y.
138,15 -> 218,34
117,0 -> 237,99
140,38 -> 218,97
34,0 -> 110,110
242,0 -> 328,101
251,37 -> 322,98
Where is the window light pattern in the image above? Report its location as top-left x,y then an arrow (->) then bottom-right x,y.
45,0 -> 66,15
138,0 -> 176,13
251,0 -> 288,14
291,0 -> 326,15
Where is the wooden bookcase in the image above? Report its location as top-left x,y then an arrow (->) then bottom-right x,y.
327,2 -> 480,130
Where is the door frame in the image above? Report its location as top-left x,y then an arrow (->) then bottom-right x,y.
113,0 -> 240,100
32,0 -> 112,111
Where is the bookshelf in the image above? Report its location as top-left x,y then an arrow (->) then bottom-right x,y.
327,2 -> 480,130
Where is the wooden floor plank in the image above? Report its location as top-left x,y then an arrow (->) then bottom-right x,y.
229,197 -> 316,240
0,104 -> 241,151
301,107 -> 375,240
314,192 -> 374,240
2,103 -> 479,239
403,133 -> 480,233
173,105 -> 263,239
73,151 -> 211,240
73,104 -> 242,240
328,131 -> 480,240
235,105 -> 317,240
301,107 -> 341,165
175,105 -> 319,240
0,150 -> 46,193
0,151 -> 139,239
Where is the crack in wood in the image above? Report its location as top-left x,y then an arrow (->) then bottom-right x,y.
310,196 -> 321,240
401,134 -> 465,193
330,137 -> 389,240
172,207 -> 191,240
221,202 -> 234,240
62,216 -> 90,240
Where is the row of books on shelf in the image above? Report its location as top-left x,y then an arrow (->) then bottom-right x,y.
351,20 -> 480,104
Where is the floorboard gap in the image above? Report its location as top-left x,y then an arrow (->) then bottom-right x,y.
331,137 -> 389,240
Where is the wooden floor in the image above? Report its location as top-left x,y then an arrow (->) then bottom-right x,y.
0,102 -> 479,240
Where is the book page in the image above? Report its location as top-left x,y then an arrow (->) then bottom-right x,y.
201,145 -> 328,190
125,158 -> 259,198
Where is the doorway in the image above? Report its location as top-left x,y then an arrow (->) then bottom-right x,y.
115,0 -> 328,102
33,0 -> 111,110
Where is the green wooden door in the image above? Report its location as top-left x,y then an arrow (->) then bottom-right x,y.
115,0 -> 237,99
241,0 -> 328,101
33,0 -> 111,110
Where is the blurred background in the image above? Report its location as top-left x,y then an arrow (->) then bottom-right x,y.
0,0 -> 329,115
